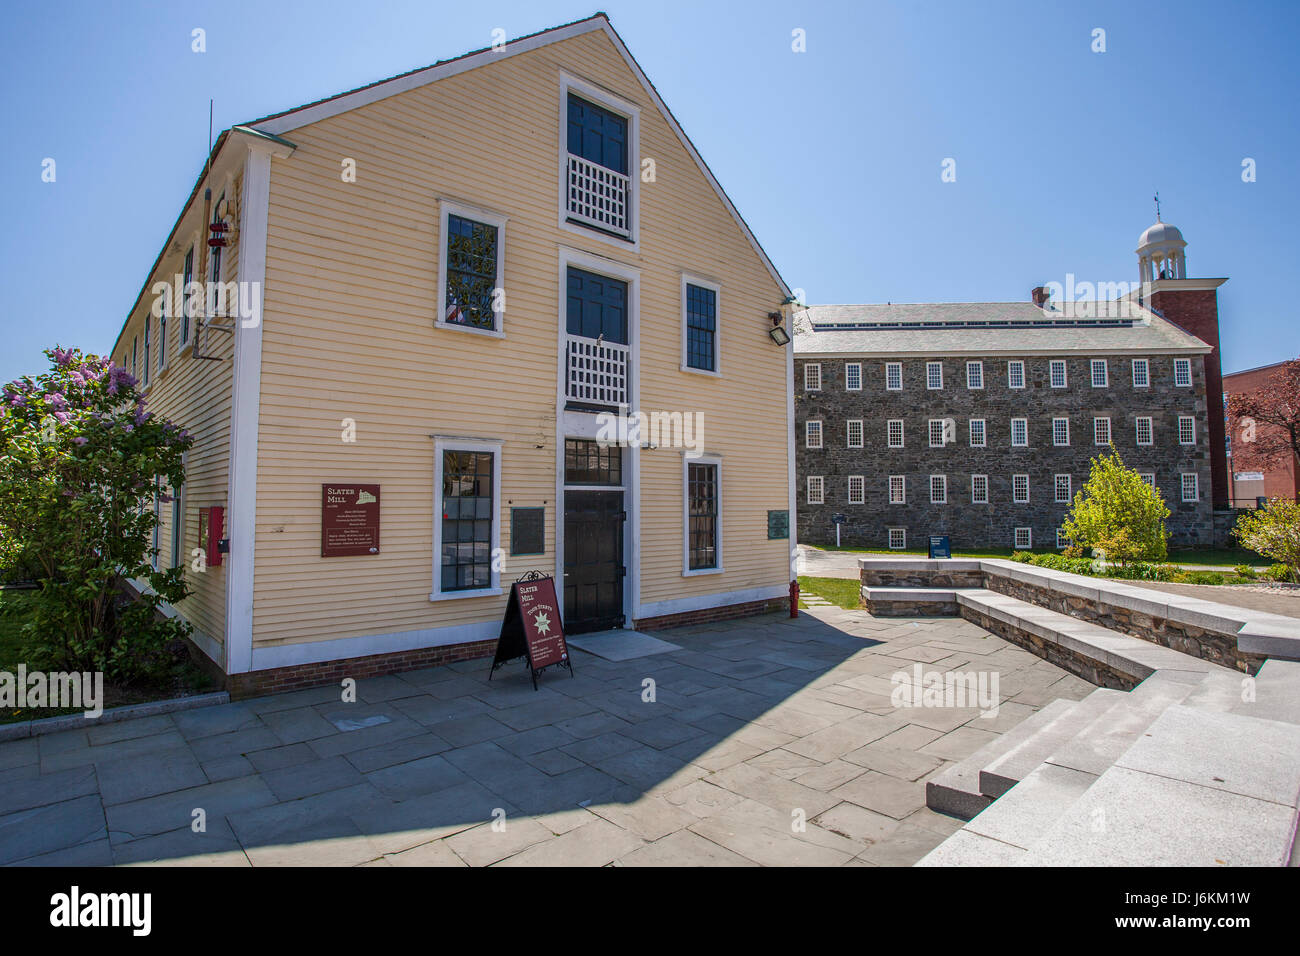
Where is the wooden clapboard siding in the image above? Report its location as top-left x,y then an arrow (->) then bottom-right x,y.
250,28 -> 789,649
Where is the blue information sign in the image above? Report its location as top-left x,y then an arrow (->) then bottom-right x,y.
928,535 -> 951,559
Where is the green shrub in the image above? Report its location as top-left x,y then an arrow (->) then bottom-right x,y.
1063,446 -> 1170,565
1154,565 -> 1184,582
1262,563 -> 1297,583
1233,564 -> 1258,580
1182,570 -> 1227,586
1233,499 -> 1300,584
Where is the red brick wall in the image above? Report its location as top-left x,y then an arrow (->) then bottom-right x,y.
1224,362 -> 1300,504
632,596 -> 789,631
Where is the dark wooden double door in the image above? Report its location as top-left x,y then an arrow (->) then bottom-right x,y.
563,490 -> 624,634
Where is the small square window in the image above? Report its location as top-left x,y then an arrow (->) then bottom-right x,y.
1094,417 -> 1111,445
1132,359 -> 1150,388
1052,418 -> 1070,446
807,476 -> 824,504
889,475 -> 906,505
804,363 -> 822,390
887,419 -> 905,448
846,419 -> 864,448
1091,359 -> 1109,388
969,419 -> 986,447
1174,359 -> 1192,387
1178,416 -> 1196,445
1014,527 -> 1032,549
1181,473 -> 1199,502
1049,360 -> 1067,388
848,475 -> 865,504
1054,474 -> 1072,502
1007,361 -> 1026,389
966,361 -> 984,389
929,419 -> 947,447
1136,417 -> 1153,445
886,362 -> 903,390
1140,472 -> 1156,488
1013,474 -> 1030,503
971,474 -> 988,504
806,420 -> 823,448
888,527 -> 906,550
1011,419 -> 1028,447
845,362 -> 862,391
930,474 -> 947,504
926,362 -> 943,390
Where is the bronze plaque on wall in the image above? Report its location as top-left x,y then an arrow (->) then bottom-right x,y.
321,484 -> 381,557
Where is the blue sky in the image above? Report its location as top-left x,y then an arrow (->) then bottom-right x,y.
2,0 -> 1296,384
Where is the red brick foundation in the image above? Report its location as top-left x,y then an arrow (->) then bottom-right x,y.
225,638 -> 498,700
632,596 -> 789,632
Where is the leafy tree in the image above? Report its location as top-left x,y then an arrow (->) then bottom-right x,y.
1233,498 -> 1300,582
1062,446 -> 1170,564
0,347 -> 194,680
1227,357 -> 1300,501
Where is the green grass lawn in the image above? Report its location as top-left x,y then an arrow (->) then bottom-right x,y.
797,575 -> 862,610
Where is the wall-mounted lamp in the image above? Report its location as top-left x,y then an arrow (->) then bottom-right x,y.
768,311 -> 791,346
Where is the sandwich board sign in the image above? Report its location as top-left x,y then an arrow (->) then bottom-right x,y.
489,572 -> 574,690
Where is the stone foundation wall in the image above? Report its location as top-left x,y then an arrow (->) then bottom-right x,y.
865,596 -> 958,617
861,569 -> 984,588
960,608 -> 1139,690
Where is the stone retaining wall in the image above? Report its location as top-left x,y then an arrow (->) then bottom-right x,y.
960,608 -> 1139,690
860,569 -> 984,589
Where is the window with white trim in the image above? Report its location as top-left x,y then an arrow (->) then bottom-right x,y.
1011,418 -> 1028,447
1049,360 -> 1067,388
848,475 -> 865,504
1181,472 -> 1199,502
143,316 -> 151,387
966,361 -> 984,389
928,419 -> 947,447
686,459 -> 721,572
435,443 -> 502,597
807,475 -> 824,504
1174,358 -> 1192,387
1140,472 -> 1156,488
889,475 -> 906,504
1132,358 -> 1149,388
1136,416 -> 1153,445
682,276 -> 720,373
1056,529 -> 1069,549
180,245 -> 194,347
846,419 -> 864,448
1178,415 -> 1195,445
805,420 -> 823,448
1094,417 -> 1111,445
926,361 -> 943,390
969,419 -> 986,447
971,474 -> 989,504
888,527 -> 906,550
845,362 -> 862,391
437,200 -> 508,334
1054,474 -> 1071,502
885,362 -> 902,390
1013,474 -> 1030,503
1091,359 -> 1108,387
804,363 -> 821,390
1014,527 -> 1032,550
1007,360 -> 1026,389
887,419 -> 904,448
1052,417 -> 1070,446
930,474 -> 947,504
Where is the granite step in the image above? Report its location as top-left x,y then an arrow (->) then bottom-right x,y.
924,697 -> 1077,820
978,688 -> 1124,798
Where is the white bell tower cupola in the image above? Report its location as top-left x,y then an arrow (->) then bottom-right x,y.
1136,196 -> 1188,284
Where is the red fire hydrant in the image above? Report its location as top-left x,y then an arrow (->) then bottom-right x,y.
789,579 -> 799,618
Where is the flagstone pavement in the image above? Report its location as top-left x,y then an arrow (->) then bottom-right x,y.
0,605 -> 1095,867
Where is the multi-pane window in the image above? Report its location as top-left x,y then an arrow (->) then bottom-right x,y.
1140,473 -> 1156,488
684,282 -> 718,372
1014,527 -> 1032,550
170,491 -> 183,569
687,462 -> 719,570
1049,360 -> 1067,388
564,439 -> 622,485
1013,474 -> 1030,503
966,361 -> 984,389
209,194 -> 225,312
887,419 -> 905,448
885,362 -> 903,390
845,362 -> 862,391
929,419 -> 947,447
1094,417 -> 1111,445
440,450 -> 494,592
969,419 -> 986,447
1178,416 -> 1196,445
971,474 -> 989,504
805,420 -> 823,448
1011,418 -> 1028,447
930,474 -> 947,504
1132,359 -> 1150,388
1136,417 -> 1153,445
847,475 -> 865,504
1052,418 -> 1070,446
143,317 -> 151,387
1056,529 -> 1069,549
180,246 -> 194,347
846,420 -> 864,448
1055,474 -> 1072,502
926,361 -> 943,389
889,475 -> 906,504
804,363 -> 822,390
1091,359 -> 1109,387
1174,358 -> 1192,387
1007,360 -> 1026,389
888,527 -> 906,550
444,213 -> 501,331
1181,473 -> 1199,502
158,294 -> 168,372
807,475 -> 824,504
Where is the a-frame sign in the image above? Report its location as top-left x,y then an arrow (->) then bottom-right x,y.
489,571 -> 574,690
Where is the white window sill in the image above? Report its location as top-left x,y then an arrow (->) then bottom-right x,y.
680,364 -> 721,378
429,586 -> 503,602
434,319 -> 505,339
682,566 -> 724,577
